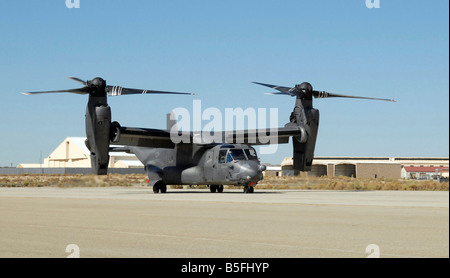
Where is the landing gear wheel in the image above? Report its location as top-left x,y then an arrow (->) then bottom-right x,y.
210,185 -> 224,193
153,181 -> 167,194
244,184 -> 255,194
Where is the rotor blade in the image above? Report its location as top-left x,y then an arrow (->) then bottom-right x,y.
313,91 -> 396,102
68,77 -> 87,85
265,92 -> 295,96
22,87 -> 90,95
106,86 -> 196,96
252,82 -> 293,93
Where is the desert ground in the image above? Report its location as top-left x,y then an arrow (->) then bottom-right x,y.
0,174 -> 448,258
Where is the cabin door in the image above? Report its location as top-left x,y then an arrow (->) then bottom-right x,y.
203,150 -> 214,181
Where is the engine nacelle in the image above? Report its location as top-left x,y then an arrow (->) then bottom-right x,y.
290,97 -> 319,172
85,96 -> 112,175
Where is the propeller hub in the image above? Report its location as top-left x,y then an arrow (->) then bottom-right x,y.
295,82 -> 313,93
293,82 -> 314,99
87,77 -> 107,97
88,77 -> 106,88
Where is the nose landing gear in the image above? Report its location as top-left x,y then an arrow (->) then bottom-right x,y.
243,182 -> 256,194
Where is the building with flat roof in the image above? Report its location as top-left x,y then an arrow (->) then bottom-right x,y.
401,167 -> 449,180
280,156 -> 449,179
262,165 -> 282,177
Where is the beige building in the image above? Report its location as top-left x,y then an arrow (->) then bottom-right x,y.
401,167 -> 449,180
392,157 -> 449,168
18,137 -> 143,169
280,157 -> 449,179
262,165 -> 282,177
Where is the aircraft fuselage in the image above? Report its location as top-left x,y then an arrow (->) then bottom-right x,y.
131,144 -> 265,189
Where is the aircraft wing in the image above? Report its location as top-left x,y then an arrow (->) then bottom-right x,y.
113,124 -> 305,148
220,124 -> 304,145
114,126 -> 176,148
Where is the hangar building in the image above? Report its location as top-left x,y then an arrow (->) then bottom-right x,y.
18,137 -> 143,169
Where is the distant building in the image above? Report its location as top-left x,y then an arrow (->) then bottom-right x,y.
392,157 -> 449,168
17,138 -> 449,181
262,165 -> 282,177
18,137 -> 143,169
280,157 -> 449,179
401,167 -> 449,180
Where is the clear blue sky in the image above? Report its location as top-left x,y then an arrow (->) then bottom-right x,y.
0,0 -> 448,166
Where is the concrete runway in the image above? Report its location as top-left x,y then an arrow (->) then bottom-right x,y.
0,187 -> 448,258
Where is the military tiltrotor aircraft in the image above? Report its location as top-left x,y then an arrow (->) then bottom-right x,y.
23,77 -> 395,193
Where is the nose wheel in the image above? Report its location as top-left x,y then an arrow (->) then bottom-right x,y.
244,184 -> 255,194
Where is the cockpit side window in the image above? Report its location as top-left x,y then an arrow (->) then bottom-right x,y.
218,150 -> 227,164
245,148 -> 258,160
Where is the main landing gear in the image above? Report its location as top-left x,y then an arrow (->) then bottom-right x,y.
209,185 -> 224,193
209,184 -> 256,193
153,181 -> 167,193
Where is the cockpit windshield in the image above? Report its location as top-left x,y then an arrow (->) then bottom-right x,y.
245,148 -> 258,160
227,149 -> 247,162
218,147 -> 258,163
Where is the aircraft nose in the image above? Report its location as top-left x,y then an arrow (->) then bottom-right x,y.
240,162 -> 263,182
